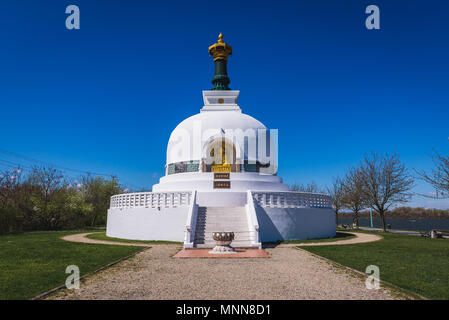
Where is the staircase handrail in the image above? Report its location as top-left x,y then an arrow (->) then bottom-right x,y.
184,190 -> 198,247
246,190 -> 260,244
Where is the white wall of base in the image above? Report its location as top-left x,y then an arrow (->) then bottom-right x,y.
255,205 -> 336,242
106,193 -> 335,243
196,191 -> 247,207
106,207 -> 189,241
153,172 -> 289,193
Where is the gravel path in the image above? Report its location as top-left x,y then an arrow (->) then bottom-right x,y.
286,232 -> 382,247
48,243 -> 401,300
62,233 -> 150,247
62,231 -> 381,248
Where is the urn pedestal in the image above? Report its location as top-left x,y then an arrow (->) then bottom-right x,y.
209,232 -> 236,254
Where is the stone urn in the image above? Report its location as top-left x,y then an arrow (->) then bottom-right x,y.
209,231 -> 236,254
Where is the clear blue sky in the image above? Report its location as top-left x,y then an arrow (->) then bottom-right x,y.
1,0 -> 448,208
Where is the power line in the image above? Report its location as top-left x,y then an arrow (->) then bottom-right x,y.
0,158 -> 33,170
0,148 -> 151,191
0,148 -> 111,177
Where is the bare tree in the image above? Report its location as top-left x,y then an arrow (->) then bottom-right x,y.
342,167 -> 367,229
0,168 -> 30,210
28,166 -> 65,229
290,181 -> 324,193
29,167 -> 64,203
416,151 -> 449,198
359,152 -> 414,232
327,177 -> 345,226
0,168 -> 21,207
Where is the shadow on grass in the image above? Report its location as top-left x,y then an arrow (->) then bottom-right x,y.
262,231 -> 355,248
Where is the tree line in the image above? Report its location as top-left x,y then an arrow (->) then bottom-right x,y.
2,151 -> 448,234
326,151 -> 449,232
0,166 -> 122,234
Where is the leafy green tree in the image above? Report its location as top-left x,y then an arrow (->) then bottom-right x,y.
0,168 -> 35,232
0,166 -> 124,233
80,175 -> 121,226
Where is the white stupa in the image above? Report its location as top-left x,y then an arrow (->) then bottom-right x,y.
106,34 -> 335,248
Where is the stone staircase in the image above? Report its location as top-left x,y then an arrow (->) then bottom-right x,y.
193,206 -> 254,248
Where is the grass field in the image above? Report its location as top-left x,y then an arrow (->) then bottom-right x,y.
302,231 -> 449,300
86,232 -> 182,245
0,230 -> 145,300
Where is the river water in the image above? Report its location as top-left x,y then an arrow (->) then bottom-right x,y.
339,217 -> 449,231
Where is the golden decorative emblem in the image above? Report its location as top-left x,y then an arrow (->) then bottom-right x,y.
214,181 -> 231,189
208,33 -> 232,62
218,98 -> 224,104
211,164 -> 232,173
214,173 -> 230,179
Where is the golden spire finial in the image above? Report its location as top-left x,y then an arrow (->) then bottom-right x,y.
208,33 -> 232,62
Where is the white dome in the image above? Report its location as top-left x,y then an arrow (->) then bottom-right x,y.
174,111 -> 266,134
166,111 -> 267,164
153,91 -> 284,192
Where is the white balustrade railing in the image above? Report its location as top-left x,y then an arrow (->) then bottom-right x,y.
246,190 -> 260,246
184,190 -> 198,248
251,191 -> 331,208
110,191 -> 192,209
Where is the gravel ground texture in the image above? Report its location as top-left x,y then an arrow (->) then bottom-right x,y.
48,243 -> 404,300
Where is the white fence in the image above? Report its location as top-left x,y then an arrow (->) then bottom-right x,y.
246,190 -> 260,246
110,191 -> 192,209
183,191 -> 198,248
251,191 -> 331,208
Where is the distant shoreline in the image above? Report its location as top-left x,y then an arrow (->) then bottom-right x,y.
340,207 -> 449,220
340,213 -> 449,219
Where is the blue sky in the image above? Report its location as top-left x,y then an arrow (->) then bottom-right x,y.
0,0 -> 448,208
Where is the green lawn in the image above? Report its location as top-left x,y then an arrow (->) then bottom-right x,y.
302,231 -> 449,299
0,230 -> 145,300
86,232 -> 182,245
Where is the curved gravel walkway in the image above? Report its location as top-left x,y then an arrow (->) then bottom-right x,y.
282,232 -> 382,247
49,241 -> 402,300
62,233 -> 150,247
63,231 -> 381,248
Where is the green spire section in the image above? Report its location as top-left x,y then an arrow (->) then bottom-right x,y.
212,60 -> 230,90
208,33 -> 232,91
